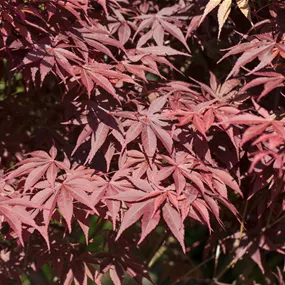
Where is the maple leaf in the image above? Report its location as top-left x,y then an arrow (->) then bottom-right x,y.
200,0 -> 252,38
173,99 -> 240,156
137,45 -> 189,57
134,5 -> 190,51
158,151 -> 242,206
78,25 -> 125,58
0,196 -> 43,245
118,60 -> 156,82
18,43 -> 84,85
227,99 -> 285,146
162,203 -> 185,252
186,15 -> 203,38
241,71 -> 285,100
103,171 -> 188,248
65,100 -> 121,164
158,152 -> 205,196
218,34 -> 285,79
217,0 -> 232,39
54,0 -> 89,20
30,235 -> 98,285
124,47 -> 186,79
108,9 -> 136,45
7,146 -> 65,191
237,0 -> 252,23
109,187 -> 187,251
95,231 -> 152,285
119,149 -> 158,179
189,198 -> 213,231
173,98 -> 216,136
88,169 -> 135,229
31,172 -> 98,233
115,95 -> 173,157
191,72 -> 241,103
73,62 -> 135,99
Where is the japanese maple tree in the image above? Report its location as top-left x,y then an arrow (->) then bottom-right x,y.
0,0 -> 285,284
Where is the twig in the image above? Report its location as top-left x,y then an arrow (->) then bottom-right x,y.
213,257 -> 236,282
213,244 -> 221,278
262,213 -> 285,232
171,254 -> 216,285
147,230 -> 169,268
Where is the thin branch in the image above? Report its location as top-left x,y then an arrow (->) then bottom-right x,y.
147,230 -> 169,268
171,254 -> 216,285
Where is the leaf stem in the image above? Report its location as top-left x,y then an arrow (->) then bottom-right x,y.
262,213 -> 285,232
239,200 -> 248,241
213,257 -> 236,282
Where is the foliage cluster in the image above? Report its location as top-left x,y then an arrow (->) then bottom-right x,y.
0,0 -> 285,284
